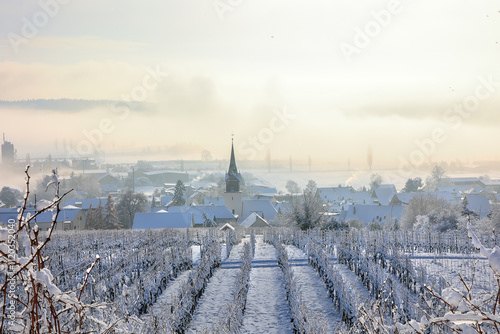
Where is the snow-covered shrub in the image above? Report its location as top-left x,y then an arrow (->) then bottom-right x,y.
250,229 -> 256,257
416,224 -> 500,332
207,242 -> 253,333
307,239 -> 359,326
0,167 -> 109,333
266,233 -> 327,333
149,235 -> 221,333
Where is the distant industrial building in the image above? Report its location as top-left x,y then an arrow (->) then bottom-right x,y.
1,133 -> 15,166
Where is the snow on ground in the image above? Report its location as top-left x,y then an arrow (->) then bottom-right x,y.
191,245 -> 201,265
285,245 -> 342,333
241,236 -> 293,334
187,239 -> 247,333
149,269 -> 192,316
411,254 -> 495,295
221,244 -> 227,259
330,262 -> 371,307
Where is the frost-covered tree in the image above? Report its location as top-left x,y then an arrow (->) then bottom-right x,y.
424,165 -> 446,191
288,180 -> 324,230
286,180 -> 300,194
104,195 -> 122,229
401,177 -> 423,192
172,180 -> 186,206
402,193 -> 460,231
86,201 -> 105,229
0,167 -> 104,333
369,173 -> 383,191
202,213 -> 215,227
347,217 -> 364,230
0,186 -> 20,207
305,180 -> 317,196
117,190 -> 148,229
368,221 -> 383,231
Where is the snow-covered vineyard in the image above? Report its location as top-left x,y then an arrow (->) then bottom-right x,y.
2,224 -> 500,333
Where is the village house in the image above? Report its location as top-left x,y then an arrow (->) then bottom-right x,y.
340,204 -> 404,227
240,212 -> 270,228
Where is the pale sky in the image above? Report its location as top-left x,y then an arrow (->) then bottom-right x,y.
0,0 -> 499,168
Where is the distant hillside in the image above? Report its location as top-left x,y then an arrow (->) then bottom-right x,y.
0,99 -> 150,111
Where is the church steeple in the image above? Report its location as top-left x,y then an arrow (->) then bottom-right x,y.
228,139 -> 238,176
225,139 -> 241,193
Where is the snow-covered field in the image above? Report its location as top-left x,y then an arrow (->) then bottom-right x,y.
4,227 -> 499,333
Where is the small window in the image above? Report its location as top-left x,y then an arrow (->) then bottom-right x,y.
232,209 -> 235,214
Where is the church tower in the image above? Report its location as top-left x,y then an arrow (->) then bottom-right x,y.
224,140 -> 243,218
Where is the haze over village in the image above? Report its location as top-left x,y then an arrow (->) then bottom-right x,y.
2,1 -> 500,333
1,0 -> 500,231
1,134 -> 500,234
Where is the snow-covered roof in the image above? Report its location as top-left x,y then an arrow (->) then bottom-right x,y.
463,187 -> 495,195
481,179 -> 500,187
392,191 -> 458,205
348,191 -> 374,204
64,198 -> 108,209
437,185 -> 471,194
392,192 -> 419,205
342,205 -> 404,225
0,208 -> 23,224
241,200 -> 277,221
97,173 -> 120,183
439,177 -> 483,186
132,212 -> 191,229
204,196 -> 225,206
101,184 -> 119,192
219,223 -> 235,231
246,184 -> 278,195
167,205 -> 235,220
274,202 -> 292,214
160,195 -> 174,206
317,186 -> 354,204
62,205 -> 80,210
240,212 -> 269,228
374,187 -> 397,205
143,170 -> 187,176
465,195 -> 492,218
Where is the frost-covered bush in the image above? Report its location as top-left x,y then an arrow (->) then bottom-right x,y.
266,232 -> 327,333
206,242 -> 253,333
0,167 -> 106,333
307,239 -> 359,326
141,235 -> 221,333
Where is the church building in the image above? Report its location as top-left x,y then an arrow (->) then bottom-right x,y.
223,140 -> 243,218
